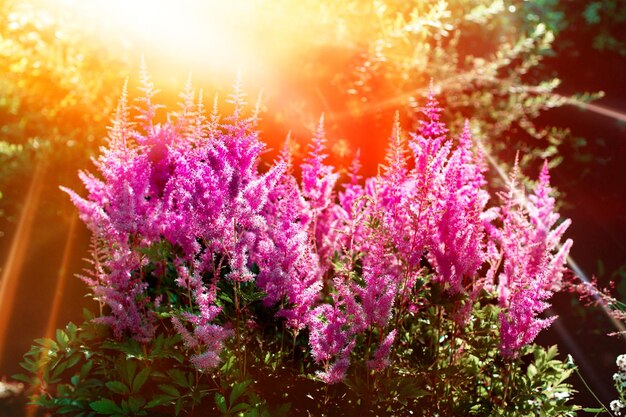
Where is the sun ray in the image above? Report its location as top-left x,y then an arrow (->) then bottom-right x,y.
567,98 -> 626,124
43,211 -> 78,340
0,158 -> 47,366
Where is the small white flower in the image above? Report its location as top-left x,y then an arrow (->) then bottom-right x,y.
611,399 -> 624,413
552,391 -> 570,400
617,354 -> 626,372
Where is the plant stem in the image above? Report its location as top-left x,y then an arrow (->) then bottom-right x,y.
575,367 -> 613,415
434,304 -> 443,364
234,280 -> 243,377
280,321 -> 285,356
365,329 -> 373,389
502,361 -> 512,406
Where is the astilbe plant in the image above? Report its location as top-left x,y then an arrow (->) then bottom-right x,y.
491,160 -> 573,359
25,75 -> 582,416
61,71 -> 301,370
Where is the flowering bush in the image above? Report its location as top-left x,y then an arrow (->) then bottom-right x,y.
18,75 -> 580,416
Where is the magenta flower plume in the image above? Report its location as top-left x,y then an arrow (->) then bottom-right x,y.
426,121 -> 489,294
299,116 -> 342,269
301,115 -> 339,213
308,303 -> 350,364
367,330 -> 397,371
63,75 -> 304,370
494,162 -> 572,359
255,142 -> 322,330
409,81 -> 450,187
527,161 -> 573,291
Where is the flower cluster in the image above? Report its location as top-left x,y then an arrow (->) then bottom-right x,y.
612,354 -> 626,415
64,76 -> 573,378
489,161 -> 573,359
63,72 -> 318,369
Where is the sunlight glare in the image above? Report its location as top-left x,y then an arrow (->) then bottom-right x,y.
39,0 -> 277,78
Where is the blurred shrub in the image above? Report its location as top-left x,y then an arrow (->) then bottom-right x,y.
0,0 -> 128,219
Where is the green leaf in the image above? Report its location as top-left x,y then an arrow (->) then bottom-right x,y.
80,360 -> 94,378
90,399 -> 123,415
57,405 -> 79,414
582,407 -> 606,413
151,335 -> 164,356
221,355 -> 236,373
145,395 -> 174,408
175,398 -> 184,417
51,361 -> 68,380
167,369 -> 189,387
219,293 -> 233,304
56,329 -> 70,348
120,360 -> 137,385
230,402 -> 250,413
215,393 -> 227,414
83,308 -> 95,321
19,357 -> 38,373
128,395 -> 146,412
132,367 -> 150,392
63,352 -> 82,371
158,384 -> 181,397
106,381 -> 130,395
35,338 -> 58,351
230,380 -> 252,405
66,322 -> 78,338
244,408 -> 259,417
583,2 -> 602,24
12,373 -> 31,383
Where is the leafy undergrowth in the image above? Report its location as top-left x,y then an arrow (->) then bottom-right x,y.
16,306 -> 577,417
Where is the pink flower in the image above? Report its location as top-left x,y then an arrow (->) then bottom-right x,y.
494,162 -> 572,359
367,330 -> 397,371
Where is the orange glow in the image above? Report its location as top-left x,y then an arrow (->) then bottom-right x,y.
0,159 -> 47,366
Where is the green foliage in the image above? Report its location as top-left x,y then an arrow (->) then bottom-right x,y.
15,305 -> 292,417
17,269 -> 581,416
16,313 -> 195,417
327,291 -> 579,416
522,0 -> 626,56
